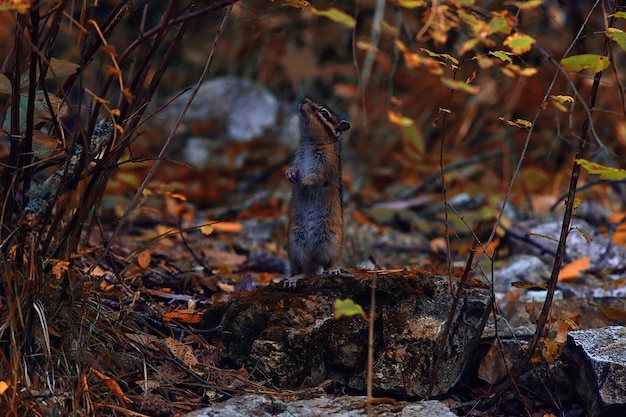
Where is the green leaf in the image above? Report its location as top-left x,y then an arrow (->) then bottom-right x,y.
380,20 -> 398,36
607,28 -> 626,52
576,159 -> 626,180
549,95 -> 574,112
609,11 -> 626,19
561,54 -> 610,73
441,77 -> 479,94
402,124 -> 425,161
459,38 -> 479,55
489,50 -> 513,63
310,7 -> 355,28
489,11 -> 514,35
458,9 -> 479,26
503,33 -> 536,54
473,54 -> 494,68
334,299 -> 366,319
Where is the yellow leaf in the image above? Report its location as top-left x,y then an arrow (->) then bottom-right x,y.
388,110 -> 414,127
356,41 -> 379,52
517,67 -> 537,77
310,7 -> 355,28
0,381 -> 9,395
558,257 -> 589,281
440,77 -> 479,94
503,0 -> 543,10
550,95 -> 574,104
0,0 -> 30,13
498,117 -> 532,129
380,20 -> 399,36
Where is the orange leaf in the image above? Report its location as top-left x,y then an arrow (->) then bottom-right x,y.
558,257 -> 589,281
211,221 -> 243,233
137,251 -> 151,269
163,310 -> 204,324
91,368 -> 132,403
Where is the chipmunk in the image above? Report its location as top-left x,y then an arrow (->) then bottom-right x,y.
284,97 -> 351,288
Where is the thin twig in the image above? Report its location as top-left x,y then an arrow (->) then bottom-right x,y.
88,5 -> 234,274
428,222 -> 481,397
487,0 -> 618,403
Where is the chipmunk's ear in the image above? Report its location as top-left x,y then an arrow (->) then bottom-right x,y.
335,120 -> 351,135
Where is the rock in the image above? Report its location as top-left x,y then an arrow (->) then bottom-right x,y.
564,326 -> 626,417
493,254 -> 551,293
149,76 -> 300,166
201,271 -> 492,398
180,394 -> 457,417
507,218 -> 626,274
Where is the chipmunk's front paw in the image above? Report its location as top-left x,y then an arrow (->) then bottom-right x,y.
282,274 -> 304,289
325,268 -> 346,275
285,167 -> 297,183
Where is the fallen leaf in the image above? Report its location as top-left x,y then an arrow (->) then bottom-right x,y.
137,250 -> 151,269
602,306 -> 626,320
334,299 -> 366,319
164,310 -> 204,324
91,368 -> 133,403
558,257 -> 589,281
477,340 -> 513,384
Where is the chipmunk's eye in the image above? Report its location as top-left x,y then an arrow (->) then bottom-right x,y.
319,108 -> 331,120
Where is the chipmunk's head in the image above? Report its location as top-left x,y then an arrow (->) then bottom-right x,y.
300,97 -> 350,141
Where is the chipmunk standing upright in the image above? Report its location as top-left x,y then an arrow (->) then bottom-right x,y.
284,97 -> 351,288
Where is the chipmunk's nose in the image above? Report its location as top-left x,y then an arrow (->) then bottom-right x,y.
300,97 -> 312,112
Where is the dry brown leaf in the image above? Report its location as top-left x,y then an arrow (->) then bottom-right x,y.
164,337 -> 199,369
602,306 -> 626,320
477,340 -> 512,385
